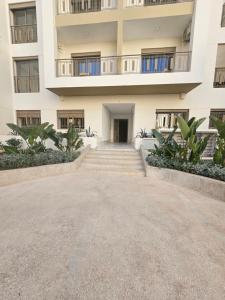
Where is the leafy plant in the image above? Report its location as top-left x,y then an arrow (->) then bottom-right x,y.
6,123 -> 55,154
210,116 -> 225,166
147,154 -> 225,182
0,151 -> 79,170
2,138 -> 23,154
151,126 -> 181,159
86,126 -> 96,137
177,117 -> 210,164
49,126 -> 83,152
136,129 -> 152,138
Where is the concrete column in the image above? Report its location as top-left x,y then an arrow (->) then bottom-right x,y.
117,20 -> 123,73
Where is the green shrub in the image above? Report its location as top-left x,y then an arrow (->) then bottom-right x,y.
0,151 -> 79,170
147,155 -> 225,182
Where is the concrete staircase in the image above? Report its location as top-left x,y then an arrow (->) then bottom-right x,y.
80,148 -> 144,176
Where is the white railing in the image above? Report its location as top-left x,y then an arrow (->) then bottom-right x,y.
56,52 -> 191,77
57,0 -> 116,14
125,0 -> 192,8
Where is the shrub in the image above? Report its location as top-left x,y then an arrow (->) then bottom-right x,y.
210,116 -> 225,166
0,151 -> 79,170
147,155 -> 225,182
2,138 -> 23,154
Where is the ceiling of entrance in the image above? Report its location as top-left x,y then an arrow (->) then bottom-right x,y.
104,103 -> 135,114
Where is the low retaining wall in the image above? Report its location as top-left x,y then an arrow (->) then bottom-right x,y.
147,166 -> 225,202
0,146 -> 90,187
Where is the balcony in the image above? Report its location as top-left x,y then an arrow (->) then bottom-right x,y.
14,76 -> 39,93
56,52 -> 191,77
11,25 -> 37,44
57,0 -> 116,14
214,68 -> 225,88
126,0 -> 193,8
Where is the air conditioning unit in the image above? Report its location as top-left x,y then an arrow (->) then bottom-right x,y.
183,22 -> 192,43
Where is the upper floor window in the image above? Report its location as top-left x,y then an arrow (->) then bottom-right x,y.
10,3 -> 37,44
14,58 -> 39,93
214,44 -> 225,88
17,110 -> 41,128
209,110 -> 225,128
156,109 -> 189,129
222,4 -> 225,27
141,48 -> 176,74
57,110 -> 85,129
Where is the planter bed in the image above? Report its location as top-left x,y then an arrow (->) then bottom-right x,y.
147,155 -> 225,182
146,155 -> 225,202
0,146 -> 90,187
0,151 -> 79,171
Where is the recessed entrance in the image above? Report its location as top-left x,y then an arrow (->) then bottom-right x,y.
114,119 -> 128,143
102,103 -> 134,144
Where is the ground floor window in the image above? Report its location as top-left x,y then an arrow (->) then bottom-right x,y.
57,110 -> 84,129
156,109 -> 189,129
16,110 -> 41,127
209,109 -> 225,128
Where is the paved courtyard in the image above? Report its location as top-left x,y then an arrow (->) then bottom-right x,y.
0,171 -> 225,300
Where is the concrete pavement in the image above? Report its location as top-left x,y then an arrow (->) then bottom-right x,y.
0,171 -> 225,300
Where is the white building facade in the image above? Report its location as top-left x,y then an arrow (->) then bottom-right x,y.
0,0 -> 225,146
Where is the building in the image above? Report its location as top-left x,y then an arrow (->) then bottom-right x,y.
0,0 -> 225,146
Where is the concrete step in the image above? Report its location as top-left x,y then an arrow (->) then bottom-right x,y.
88,151 -> 139,157
82,164 -> 144,175
85,155 -> 142,162
82,160 -> 143,167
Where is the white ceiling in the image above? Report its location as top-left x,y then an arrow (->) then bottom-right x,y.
58,22 -> 117,45
104,103 -> 135,114
124,15 -> 192,40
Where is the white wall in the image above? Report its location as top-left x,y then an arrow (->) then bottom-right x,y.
1,0 -> 225,142
0,1 -> 13,134
102,105 -> 111,141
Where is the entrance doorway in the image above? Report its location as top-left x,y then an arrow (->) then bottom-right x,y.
114,119 -> 128,143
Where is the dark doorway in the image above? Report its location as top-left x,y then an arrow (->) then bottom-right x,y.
114,119 -> 128,143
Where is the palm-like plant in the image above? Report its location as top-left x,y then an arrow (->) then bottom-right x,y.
151,126 -> 180,159
177,117 -> 210,164
7,123 -> 55,153
49,126 -> 83,152
210,116 -> 225,166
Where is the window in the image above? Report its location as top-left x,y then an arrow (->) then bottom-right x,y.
72,52 -> 101,76
156,110 -> 189,129
10,4 -> 37,43
17,110 -> 41,127
214,44 -> 225,88
57,110 -> 85,129
141,48 -> 175,73
14,58 -> 39,93
222,4 -> 225,27
209,110 -> 225,128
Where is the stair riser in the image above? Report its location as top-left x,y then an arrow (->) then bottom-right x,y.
85,158 -> 142,164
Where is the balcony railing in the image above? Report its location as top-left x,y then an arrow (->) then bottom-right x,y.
126,0 -> 192,8
57,0 -> 116,14
14,76 -> 39,93
56,52 -> 191,77
214,68 -> 225,88
11,25 -> 37,44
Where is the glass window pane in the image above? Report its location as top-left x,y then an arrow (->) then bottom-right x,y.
16,61 -> 30,76
29,60 -> 39,75
13,9 -> 26,25
26,8 -> 36,25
